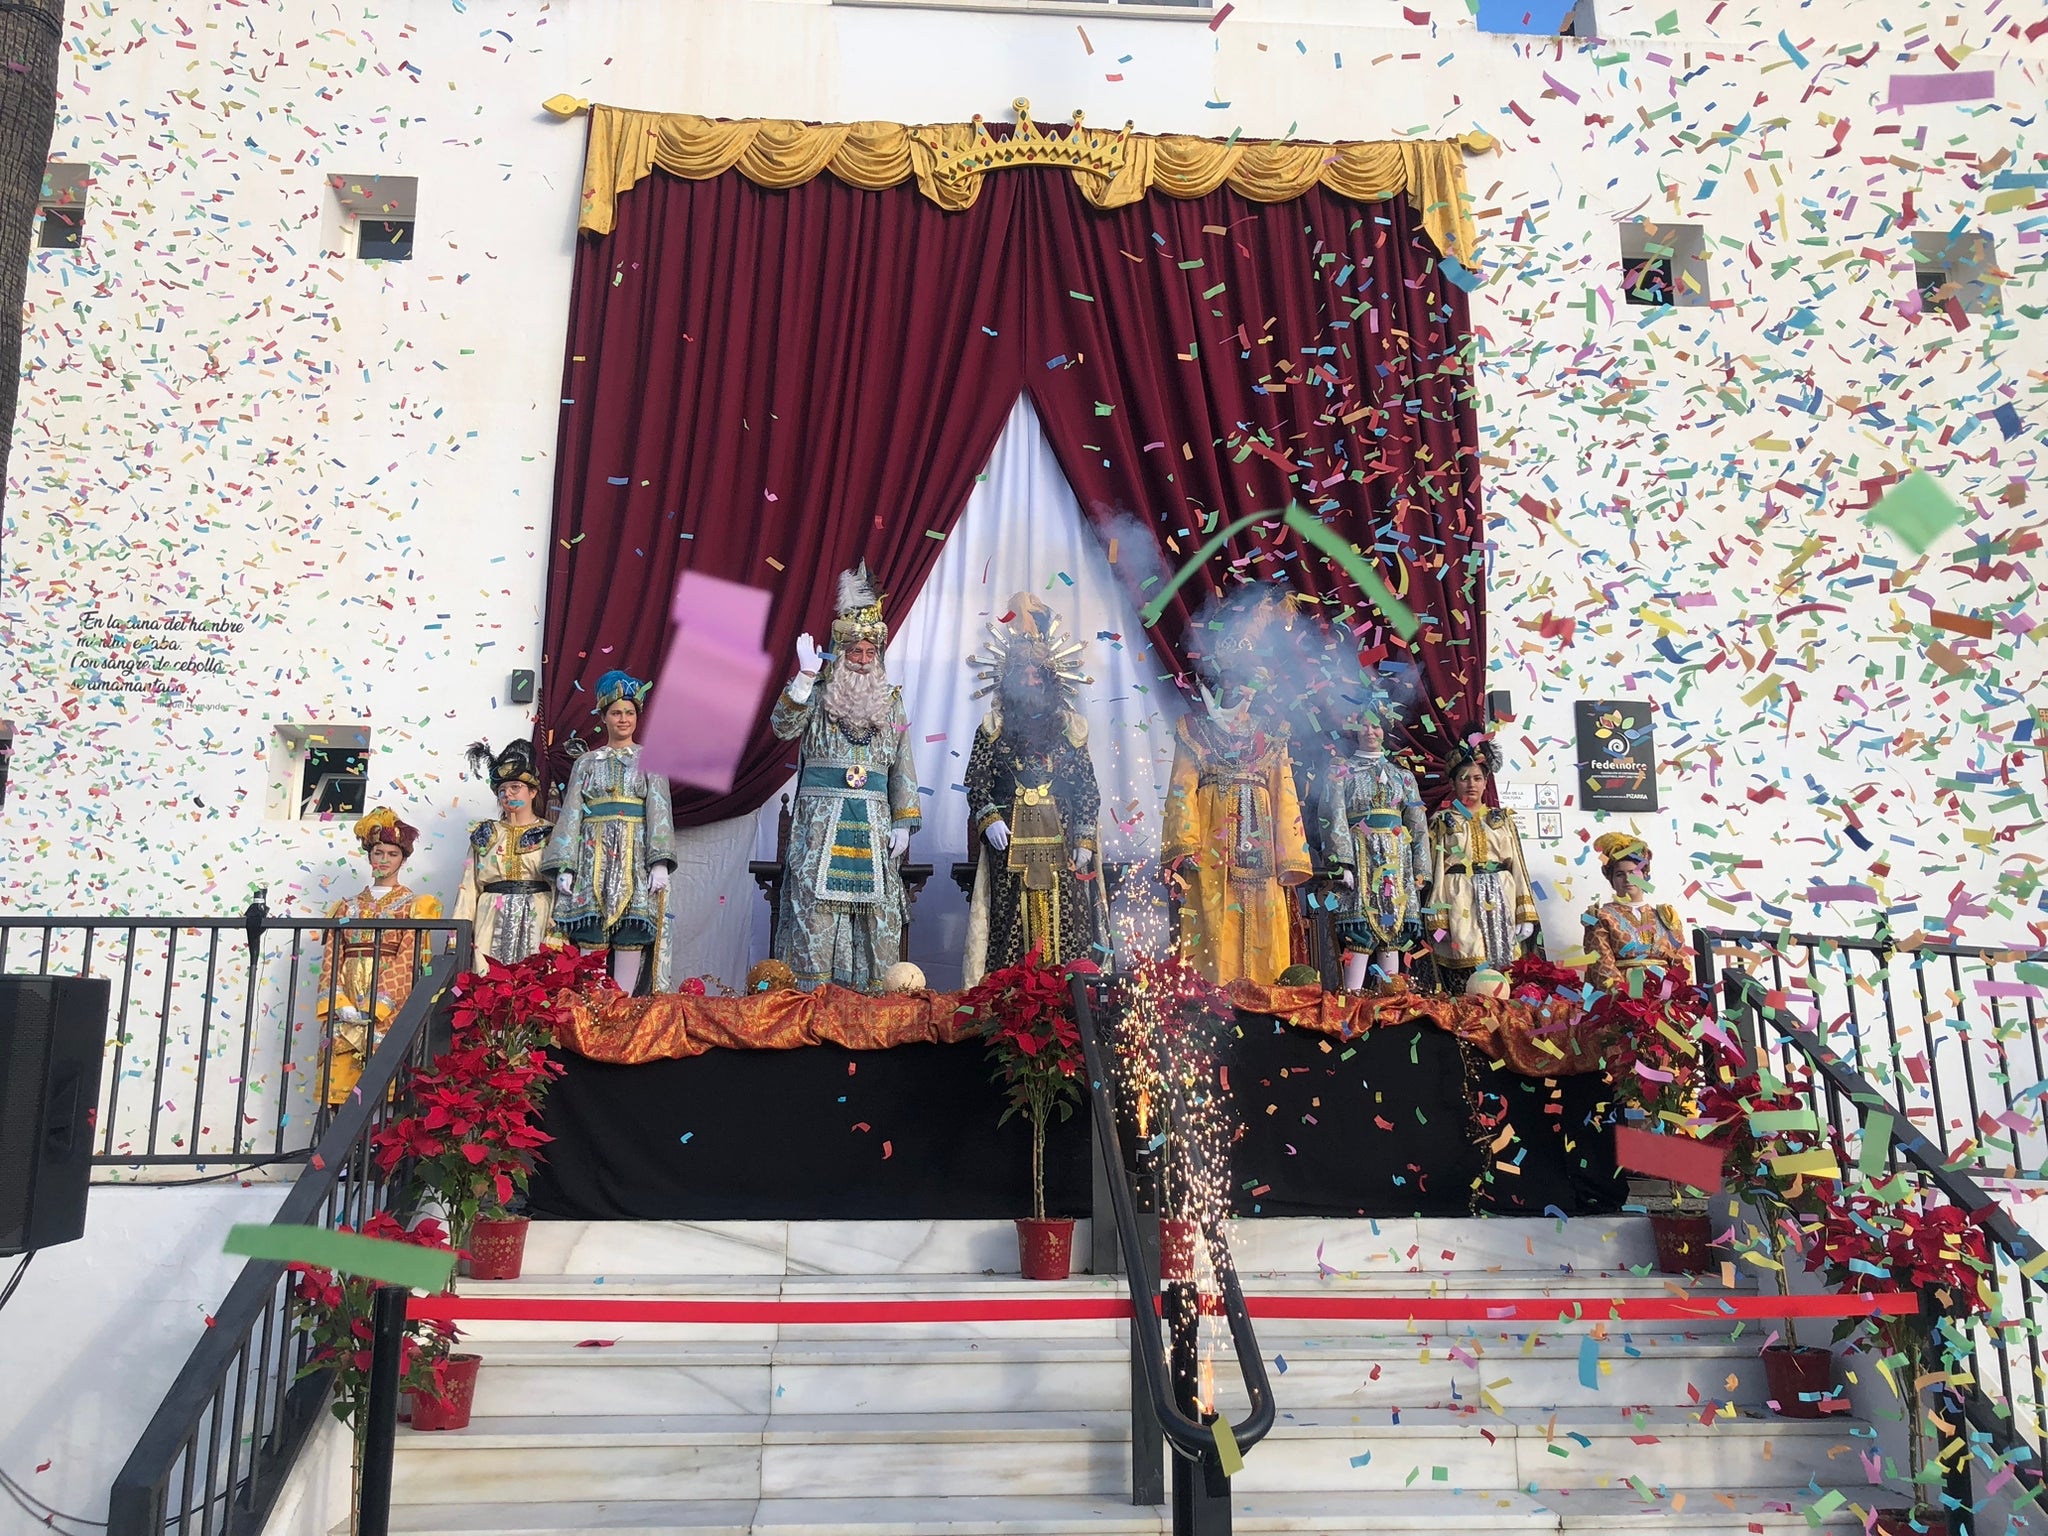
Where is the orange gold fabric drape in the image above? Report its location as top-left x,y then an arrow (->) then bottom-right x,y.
574,104 -> 1489,260
551,980 -> 1606,1079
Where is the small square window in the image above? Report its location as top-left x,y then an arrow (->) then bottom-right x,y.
37,163 -> 89,251
1616,220 -> 1709,308
357,218 -> 413,262
1911,230 -> 2000,318
268,724 -> 373,822
327,174 -> 418,263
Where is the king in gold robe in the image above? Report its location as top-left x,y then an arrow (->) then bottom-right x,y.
1161,705 -> 1312,986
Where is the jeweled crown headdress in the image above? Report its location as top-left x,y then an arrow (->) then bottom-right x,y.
829,563 -> 890,650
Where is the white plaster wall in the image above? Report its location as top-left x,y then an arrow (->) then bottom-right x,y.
0,1184 -> 289,1528
0,0 -> 2040,984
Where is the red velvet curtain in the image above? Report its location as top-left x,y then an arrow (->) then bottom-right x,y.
545,164 -> 1480,826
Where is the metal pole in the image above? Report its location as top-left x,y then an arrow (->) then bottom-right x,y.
357,1286 -> 406,1536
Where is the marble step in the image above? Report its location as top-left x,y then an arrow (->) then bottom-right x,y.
463,1333 -> 1777,1418
386,1407 -> 1860,1503
368,1485 -> 1866,1534
517,1217 -> 1665,1281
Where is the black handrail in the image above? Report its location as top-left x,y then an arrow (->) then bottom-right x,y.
1070,976 -> 1276,1463
1714,957 -> 2048,1523
105,940 -> 468,1536
1,910 -> 467,1168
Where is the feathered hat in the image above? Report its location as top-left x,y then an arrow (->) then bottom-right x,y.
352,806 -> 419,857
465,738 -> 540,790
1593,831 -> 1651,871
594,669 -> 651,711
828,563 -> 889,651
1445,735 -> 1501,776
967,593 -> 1091,714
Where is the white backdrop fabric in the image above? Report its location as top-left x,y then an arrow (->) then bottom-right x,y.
670,393 -> 1186,992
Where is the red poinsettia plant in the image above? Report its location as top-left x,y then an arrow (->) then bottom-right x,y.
959,948 -> 1096,1219
372,946 -> 606,1249
1508,954 -> 1585,1005
1589,972 -> 1713,1125
288,1212 -> 461,1432
1804,1176 -> 1993,1503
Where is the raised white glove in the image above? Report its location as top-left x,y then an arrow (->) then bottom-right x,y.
648,866 -> 670,894
1341,869 -> 1356,889
1515,922 -> 1536,943
795,632 -> 824,676
985,818 -> 1011,851
556,871 -> 574,896
1074,847 -> 1094,872
889,826 -> 910,861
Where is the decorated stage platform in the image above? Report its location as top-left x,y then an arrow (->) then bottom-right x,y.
528,981 -> 1626,1223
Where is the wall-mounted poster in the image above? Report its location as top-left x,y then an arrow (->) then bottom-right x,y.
1574,700 -> 1658,812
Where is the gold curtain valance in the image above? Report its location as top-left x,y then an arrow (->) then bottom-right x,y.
574,102 -> 1490,260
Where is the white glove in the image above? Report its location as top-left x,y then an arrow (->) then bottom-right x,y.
648,866 -> 670,894
335,1005 -> 367,1025
787,633 -> 824,704
889,826 -> 910,861
1515,922 -> 1536,943
1341,869 -> 1356,889
1074,847 -> 1094,873
556,871 -> 574,896
985,818 -> 1011,851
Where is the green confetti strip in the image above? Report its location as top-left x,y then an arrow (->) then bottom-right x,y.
224,1223 -> 457,1292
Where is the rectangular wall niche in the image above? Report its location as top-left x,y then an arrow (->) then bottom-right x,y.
1913,229 -> 2001,317
38,163 -> 89,250
325,174 -> 417,262
1618,220 -> 1709,307
266,724 -> 373,822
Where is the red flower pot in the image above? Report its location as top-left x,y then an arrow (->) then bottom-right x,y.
463,1216 -> 530,1281
1762,1344 -> 1835,1418
410,1353 -> 482,1432
1875,1512 -> 1948,1536
1017,1217 -> 1075,1281
1649,1209 -> 1717,1275
1159,1219 -> 1200,1283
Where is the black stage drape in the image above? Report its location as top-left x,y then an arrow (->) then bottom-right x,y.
532,1019 -> 1623,1223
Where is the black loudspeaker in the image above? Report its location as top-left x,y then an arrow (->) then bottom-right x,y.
0,977 -> 110,1256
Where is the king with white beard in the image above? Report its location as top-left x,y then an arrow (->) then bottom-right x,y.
769,564 -> 923,990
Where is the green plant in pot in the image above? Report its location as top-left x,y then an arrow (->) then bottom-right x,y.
960,948 -> 1090,1279
1804,1180 -> 1993,1534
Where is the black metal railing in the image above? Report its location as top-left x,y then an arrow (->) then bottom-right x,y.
1071,974 -> 1275,1535
0,905 -> 468,1169
104,946 -> 464,1536
1710,946 -> 2048,1531
1694,926 -> 2048,1181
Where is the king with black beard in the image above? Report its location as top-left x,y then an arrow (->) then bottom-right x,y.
962,595 -> 1105,985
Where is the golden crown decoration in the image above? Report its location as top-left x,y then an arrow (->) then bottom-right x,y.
920,100 -> 1134,188
968,593 -> 1092,713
